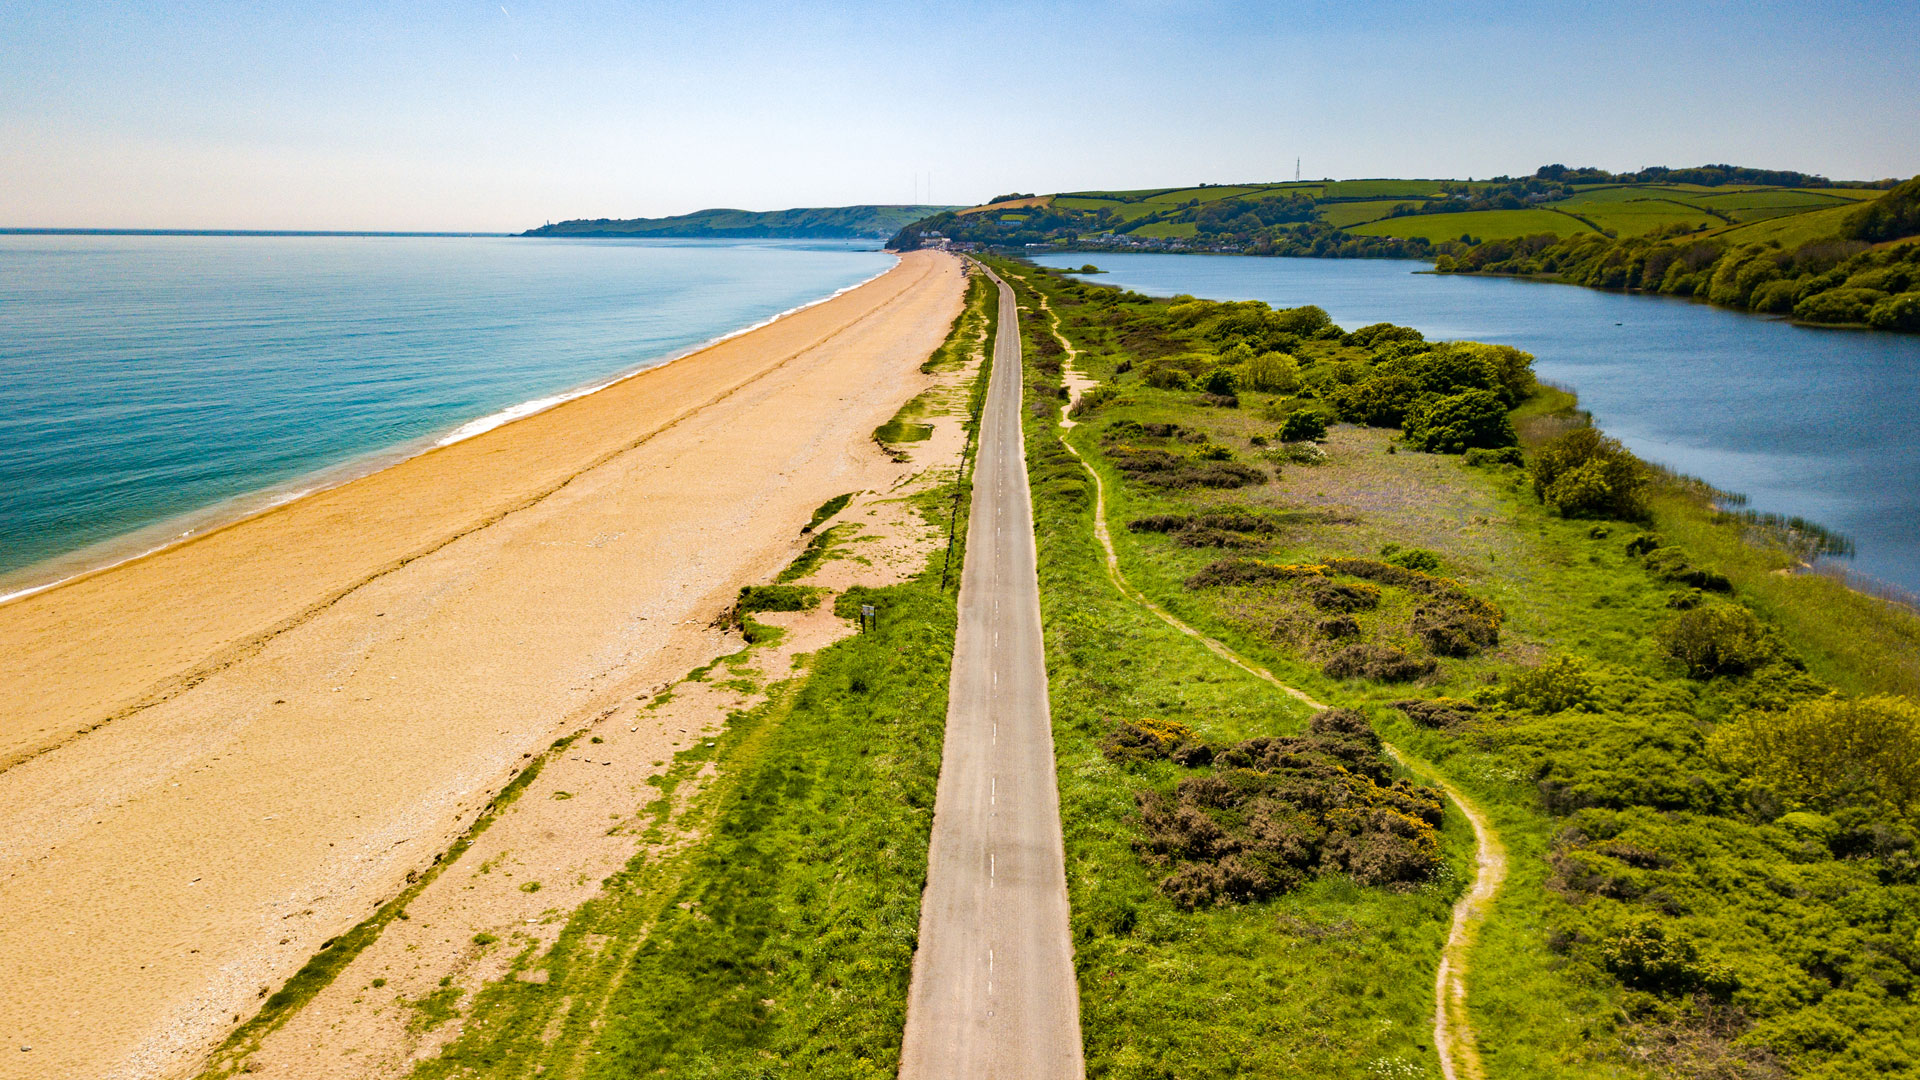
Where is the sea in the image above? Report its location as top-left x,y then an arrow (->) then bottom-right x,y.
1031,252 -> 1920,596
0,235 -> 894,599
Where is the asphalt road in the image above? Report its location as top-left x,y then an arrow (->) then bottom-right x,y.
898,267 -> 1084,1079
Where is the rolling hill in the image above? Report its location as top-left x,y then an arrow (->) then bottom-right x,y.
888,166 -> 1897,258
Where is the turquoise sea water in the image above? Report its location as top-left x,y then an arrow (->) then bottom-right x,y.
1031,253 -> 1920,596
0,236 -> 892,595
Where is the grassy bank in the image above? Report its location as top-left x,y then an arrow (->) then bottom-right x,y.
998,261 -> 1472,1077
991,257 -> 1920,1079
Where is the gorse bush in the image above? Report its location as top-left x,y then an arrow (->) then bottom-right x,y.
1656,604 -> 1771,678
1117,709 -> 1443,907
1710,694 -> 1920,824
1323,643 -> 1436,682
1530,426 -> 1650,520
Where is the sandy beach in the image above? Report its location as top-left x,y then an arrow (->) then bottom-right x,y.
0,249 -> 964,1078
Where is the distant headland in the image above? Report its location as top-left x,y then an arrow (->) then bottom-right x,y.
520,204 -> 954,240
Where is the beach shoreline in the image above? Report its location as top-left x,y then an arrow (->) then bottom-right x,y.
0,249 -> 963,1079
0,258 -> 897,608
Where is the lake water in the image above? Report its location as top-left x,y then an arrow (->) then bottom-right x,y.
0,236 -> 893,596
1031,252 -> 1920,596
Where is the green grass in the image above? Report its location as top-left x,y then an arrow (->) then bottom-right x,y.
996,260 -> 1920,1079
804,492 -> 854,532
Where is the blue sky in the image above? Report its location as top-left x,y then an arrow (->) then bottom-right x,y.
1,1 -> 1914,229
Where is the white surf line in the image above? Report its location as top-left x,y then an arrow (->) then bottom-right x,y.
1029,267 -> 1504,1080
0,259 -> 898,610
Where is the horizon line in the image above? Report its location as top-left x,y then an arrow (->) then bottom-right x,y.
0,228 -> 515,238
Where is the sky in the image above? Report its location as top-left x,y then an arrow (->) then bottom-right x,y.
1,1 -> 1915,231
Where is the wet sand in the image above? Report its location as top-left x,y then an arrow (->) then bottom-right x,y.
0,250 -> 964,1078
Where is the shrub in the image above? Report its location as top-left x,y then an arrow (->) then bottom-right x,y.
1403,389 -> 1516,453
1317,614 -> 1360,638
1392,698 -> 1480,729
1748,278 -> 1801,314
1185,559 -> 1327,589
1323,644 -> 1436,682
1600,917 -> 1735,998
1201,367 -> 1239,396
1639,546 -> 1733,592
1463,446 -> 1524,467
1709,694 -> 1920,823
1531,427 -> 1650,520
736,584 -> 823,615
1379,543 -> 1442,572
1277,409 -> 1330,442
1303,579 -> 1381,612
1487,655 -> 1594,714
1413,605 -> 1499,656
1656,605 -> 1771,678
1449,342 -> 1538,405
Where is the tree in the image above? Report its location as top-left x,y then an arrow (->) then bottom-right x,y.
1241,351 -> 1301,392
1330,375 -> 1422,427
1402,389 -> 1515,453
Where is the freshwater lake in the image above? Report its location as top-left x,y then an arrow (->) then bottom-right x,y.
1030,252 -> 1920,596
0,236 -> 893,596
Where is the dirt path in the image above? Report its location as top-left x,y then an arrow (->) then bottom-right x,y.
1024,272 -> 1504,1080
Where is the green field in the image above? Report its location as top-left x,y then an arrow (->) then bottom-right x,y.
1707,201 -> 1866,247
1352,208 -> 1595,242
1317,198 -> 1428,228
